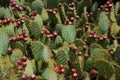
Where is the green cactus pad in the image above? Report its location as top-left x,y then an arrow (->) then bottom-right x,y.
96,52 -> 112,61
90,43 -> 103,53
24,60 -> 34,76
0,31 -> 9,56
41,8 -> 49,21
42,68 -> 58,80
116,14 -> 120,25
94,59 -> 114,79
110,23 -> 120,37
90,48 -> 105,62
55,24 -> 62,34
31,0 -> 44,14
2,23 -> 15,37
114,46 -> 120,64
115,2 -> 120,15
99,11 -> 108,19
31,41 -> 44,62
98,17 -> 110,34
10,48 -> 23,65
62,25 -> 76,43
34,14 -> 43,26
47,0 -> 58,9
28,21 -> 41,39
112,63 -> 120,80
43,46 -> 49,62
84,58 -> 94,72
74,39 -> 86,47
56,50 -> 67,65
91,2 -> 98,13
0,7 -> 5,19
53,36 -> 63,49
4,8 -> 12,18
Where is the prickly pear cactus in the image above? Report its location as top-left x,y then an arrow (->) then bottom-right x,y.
10,48 -> 23,65
31,0 -> 43,14
0,31 -> 9,56
94,59 -> 114,79
0,0 -> 120,80
0,7 -> 5,19
62,25 -> 76,43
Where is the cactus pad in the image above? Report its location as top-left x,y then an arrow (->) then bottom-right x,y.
62,25 -> 76,43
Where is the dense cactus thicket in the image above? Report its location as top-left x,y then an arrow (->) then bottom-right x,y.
0,0 -> 120,80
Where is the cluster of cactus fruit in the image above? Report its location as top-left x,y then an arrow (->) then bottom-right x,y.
0,0 -> 120,80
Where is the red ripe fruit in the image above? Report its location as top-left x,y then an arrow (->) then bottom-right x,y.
69,45 -> 77,51
47,9 -> 53,13
76,15 -> 80,19
45,30 -> 50,35
97,8 -> 101,11
60,68 -> 65,73
17,21 -> 21,25
105,12 -> 109,15
18,65 -> 24,70
78,52 -> 82,56
69,4 -> 72,7
19,6 -> 23,11
7,19 -> 11,22
89,31 -> 94,35
14,24 -> 19,27
85,22 -> 89,25
11,1 -> 16,6
59,64 -> 64,69
33,10 -> 37,14
84,54 -> 90,59
70,17 -> 74,21
41,30 -> 45,34
71,3 -> 75,6
15,4 -> 19,8
83,45 -> 88,50
58,3 -> 62,6
21,19 -> 25,23
23,6 -> 26,10
53,11 -> 57,14
0,23 -> 2,27
53,31 -> 58,36
22,74 -> 28,80
3,19 -> 8,23
99,37 -> 104,40
68,21 -> 72,25
73,46 -> 77,50
71,68 -> 76,73
73,73 -> 78,78
23,38 -> 28,42
49,34 -> 54,38
17,60 -> 23,65
8,47 -> 13,53
9,37 -> 13,41
103,34 -> 108,39
90,12 -> 93,16
16,36 -> 20,41
31,16 -> 35,19
22,30 -> 26,35
21,56 -> 27,62
12,36 -> 17,41
30,74 -> 36,79
54,66 -> 60,73
23,34 -> 27,38
86,13 -> 90,17
19,35 -> 24,39
22,62 -> 27,68
93,34 -> 97,38
69,7 -> 74,11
